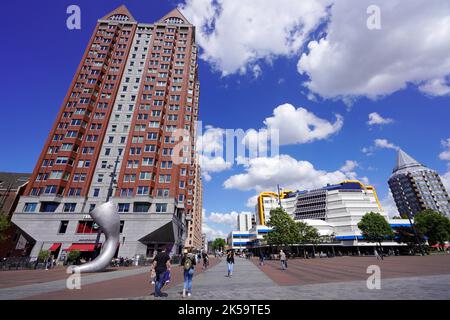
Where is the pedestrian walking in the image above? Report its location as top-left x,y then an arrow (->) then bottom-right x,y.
202,251 -> 209,269
374,248 -> 383,260
280,250 -> 287,270
181,249 -> 196,298
151,248 -> 171,298
259,251 -> 264,266
226,250 -> 235,277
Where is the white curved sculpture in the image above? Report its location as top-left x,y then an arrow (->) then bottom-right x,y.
72,202 -> 120,273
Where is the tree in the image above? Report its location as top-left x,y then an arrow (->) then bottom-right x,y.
0,213 -> 10,243
414,209 -> 450,247
395,226 -> 425,248
67,250 -> 81,264
211,238 -> 226,251
358,212 -> 394,254
298,221 -> 321,257
38,250 -> 51,262
265,208 -> 301,248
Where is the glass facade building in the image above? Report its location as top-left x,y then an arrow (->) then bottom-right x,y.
388,149 -> 450,217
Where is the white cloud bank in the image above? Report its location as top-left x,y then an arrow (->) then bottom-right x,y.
181,0 -> 450,100
224,154 -> 366,192
261,104 -> 343,145
179,0 -> 332,76
297,0 -> 450,99
197,104 -> 343,180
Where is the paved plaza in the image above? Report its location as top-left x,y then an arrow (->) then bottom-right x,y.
0,255 -> 449,300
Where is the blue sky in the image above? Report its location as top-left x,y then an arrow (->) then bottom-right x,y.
1,0 -> 450,240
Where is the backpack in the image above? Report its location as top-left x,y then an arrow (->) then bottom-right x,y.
183,256 -> 192,270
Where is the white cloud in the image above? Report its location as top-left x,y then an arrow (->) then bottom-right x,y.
202,223 -> 227,241
298,0 -> 450,100
367,112 -> 394,126
179,0 -> 332,76
340,160 -> 358,173
197,104 -> 343,180
363,139 -> 399,156
205,211 -> 252,226
197,126 -> 224,155
196,126 -> 232,181
252,64 -> 262,79
374,139 -> 399,150
380,192 -> 400,218
198,155 -> 232,181
419,77 -> 450,96
224,154 -> 364,192
259,103 -> 343,145
439,138 -> 450,161
246,195 -> 259,208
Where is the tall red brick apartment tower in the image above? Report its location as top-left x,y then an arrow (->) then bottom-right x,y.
12,6 -> 203,260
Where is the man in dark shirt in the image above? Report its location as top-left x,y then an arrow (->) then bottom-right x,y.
152,249 -> 171,297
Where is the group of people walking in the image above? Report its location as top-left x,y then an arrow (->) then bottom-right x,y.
149,248 -> 236,298
150,248 -> 211,298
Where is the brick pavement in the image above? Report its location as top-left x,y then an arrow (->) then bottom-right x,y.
130,255 -> 450,300
1,255 -> 449,300
21,257 -> 219,300
252,255 -> 450,286
0,266 -> 141,289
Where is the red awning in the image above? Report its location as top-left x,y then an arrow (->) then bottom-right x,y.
48,243 -> 61,251
66,244 -> 97,252
431,244 -> 450,248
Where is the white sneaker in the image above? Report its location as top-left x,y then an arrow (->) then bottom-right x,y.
187,293 -> 191,297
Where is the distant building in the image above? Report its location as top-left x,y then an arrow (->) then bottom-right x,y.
201,233 -> 207,252
237,213 -> 252,232
230,180 -> 412,250
0,172 -> 32,258
388,149 -> 450,217
256,180 -> 385,239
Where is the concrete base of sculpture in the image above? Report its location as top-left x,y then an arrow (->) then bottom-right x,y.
71,202 -> 120,273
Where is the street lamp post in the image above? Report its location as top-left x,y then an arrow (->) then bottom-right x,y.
277,184 -> 282,208
92,155 -> 120,259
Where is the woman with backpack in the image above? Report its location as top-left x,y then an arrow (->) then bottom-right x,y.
180,249 -> 196,298
226,250 -> 235,277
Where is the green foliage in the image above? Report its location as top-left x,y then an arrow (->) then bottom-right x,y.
265,208 -> 299,246
298,221 -> 321,244
265,208 -> 320,247
67,250 -> 81,262
0,213 -> 10,243
211,238 -> 226,251
357,212 -> 394,245
414,209 -> 450,246
38,250 -> 51,261
394,226 -> 424,247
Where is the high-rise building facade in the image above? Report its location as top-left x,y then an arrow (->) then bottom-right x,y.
388,149 -> 450,217
12,6 -> 202,260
